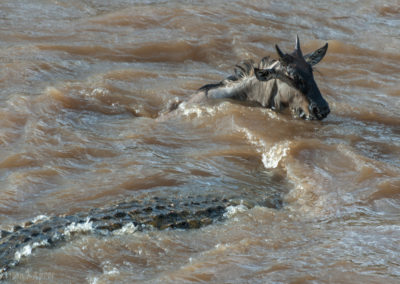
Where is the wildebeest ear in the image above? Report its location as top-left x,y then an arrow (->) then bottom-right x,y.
275,44 -> 293,65
304,43 -> 328,66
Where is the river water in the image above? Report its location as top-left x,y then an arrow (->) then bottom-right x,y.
0,0 -> 399,283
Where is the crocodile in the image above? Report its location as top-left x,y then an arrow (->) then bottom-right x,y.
0,193 -> 282,279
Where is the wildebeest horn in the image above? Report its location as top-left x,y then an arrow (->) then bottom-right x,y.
275,44 -> 293,65
295,35 -> 302,56
275,44 -> 285,60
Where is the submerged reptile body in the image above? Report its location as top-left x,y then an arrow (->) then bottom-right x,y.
0,194 -> 282,278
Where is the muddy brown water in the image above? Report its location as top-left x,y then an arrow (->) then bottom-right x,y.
0,0 -> 399,283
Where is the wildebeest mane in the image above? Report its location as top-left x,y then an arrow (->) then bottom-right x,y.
198,57 -> 275,93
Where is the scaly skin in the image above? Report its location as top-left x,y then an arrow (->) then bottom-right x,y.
0,193 -> 282,279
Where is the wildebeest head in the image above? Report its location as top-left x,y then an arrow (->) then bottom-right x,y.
255,36 -> 330,120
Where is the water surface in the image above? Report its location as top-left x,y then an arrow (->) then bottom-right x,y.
0,0 -> 399,283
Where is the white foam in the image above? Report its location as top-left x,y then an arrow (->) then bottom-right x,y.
223,204 -> 248,218
89,277 -> 99,284
64,218 -> 93,237
89,87 -> 110,97
102,260 -> 120,276
178,101 -> 231,118
104,267 -> 120,276
261,141 -> 290,169
178,102 -> 217,117
14,240 -> 49,262
14,245 -> 32,262
31,215 -> 50,223
259,108 -> 279,119
113,222 -> 138,235
238,127 -> 290,169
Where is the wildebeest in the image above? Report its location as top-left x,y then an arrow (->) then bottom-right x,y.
179,36 -> 330,120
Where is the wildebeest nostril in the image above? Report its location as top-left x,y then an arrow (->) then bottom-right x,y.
322,106 -> 330,115
309,103 -> 330,120
309,103 -> 319,115
318,106 -> 330,119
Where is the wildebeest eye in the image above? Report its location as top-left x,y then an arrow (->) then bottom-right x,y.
293,74 -> 302,83
293,75 -> 306,90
